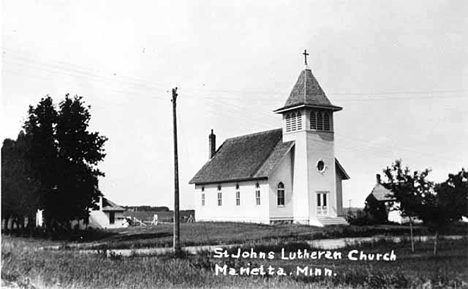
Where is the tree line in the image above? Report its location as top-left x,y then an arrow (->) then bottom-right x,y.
1,95 -> 107,236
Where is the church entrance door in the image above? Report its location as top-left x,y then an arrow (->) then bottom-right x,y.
316,192 -> 329,216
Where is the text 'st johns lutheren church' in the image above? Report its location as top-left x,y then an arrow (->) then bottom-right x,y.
190,52 -> 350,226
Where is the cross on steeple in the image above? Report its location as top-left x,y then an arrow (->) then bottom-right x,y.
303,49 -> 309,66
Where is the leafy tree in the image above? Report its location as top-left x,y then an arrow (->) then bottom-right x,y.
421,169 -> 468,256
54,95 -> 107,227
22,95 -> 107,234
382,160 -> 434,252
1,132 -> 40,234
23,96 -> 59,232
364,196 -> 389,224
383,160 -> 467,256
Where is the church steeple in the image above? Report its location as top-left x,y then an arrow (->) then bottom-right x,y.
274,51 -> 342,114
275,50 -> 342,134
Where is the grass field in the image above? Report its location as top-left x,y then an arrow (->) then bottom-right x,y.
123,210 -> 195,224
55,221 -> 468,251
2,234 -> 467,289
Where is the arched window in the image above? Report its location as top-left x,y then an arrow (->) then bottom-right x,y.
285,114 -> 292,132
310,111 -> 317,129
201,186 -> 205,206
277,182 -> 285,206
324,112 -> 330,131
255,183 -> 261,205
297,111 -> 302,130
291,112 -> 297,131
317,112 -> 323,130
235,184 -> 240,206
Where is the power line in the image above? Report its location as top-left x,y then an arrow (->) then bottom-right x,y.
4,48 -> 467,102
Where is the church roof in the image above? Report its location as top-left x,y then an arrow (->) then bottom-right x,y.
189,128 -> 350,185
336,158 -> 350,180
274,68 -> 342,113
189,129 -> 294,185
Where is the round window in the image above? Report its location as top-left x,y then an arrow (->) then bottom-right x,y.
317,160 -> 325,172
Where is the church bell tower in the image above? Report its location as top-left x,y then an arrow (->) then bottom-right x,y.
274,50 -> 343,225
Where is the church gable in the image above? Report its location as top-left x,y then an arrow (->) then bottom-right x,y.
189,129 -> 292,185
255,141 -> 294,177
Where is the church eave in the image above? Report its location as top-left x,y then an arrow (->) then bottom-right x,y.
190,176 -> 269,186
335,158 -> 350,180
274,103 -> 342,114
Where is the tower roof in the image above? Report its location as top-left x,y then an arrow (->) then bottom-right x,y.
274,68 -> 342,113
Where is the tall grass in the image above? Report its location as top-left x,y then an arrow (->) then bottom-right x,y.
3,235 -> 467,289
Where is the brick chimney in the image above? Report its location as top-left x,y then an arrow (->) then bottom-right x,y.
209,129 -> 216,159
376,174 -> 381,184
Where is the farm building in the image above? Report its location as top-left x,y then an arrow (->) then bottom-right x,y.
87,196 -> 128,229
189,53 -> 350,226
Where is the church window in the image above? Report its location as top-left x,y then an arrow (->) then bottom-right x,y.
324,113 -> 330,131
236,184 -> 240,206
297,111 -> 302,130
285,114 -> 292,132
277,182 -> 285,206
109,212 -> 115,224
317,112 -> 323,130
217,185 -> 222,206
201,193 -> 205,206
317,160 -> 325,172
310,111 -> 317,129
291,112 -> 297,131
255,183 -> 261,205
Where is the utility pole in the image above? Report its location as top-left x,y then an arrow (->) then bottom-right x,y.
171,87 -> 181,255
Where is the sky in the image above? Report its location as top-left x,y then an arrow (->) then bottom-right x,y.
2,0 -> 467,210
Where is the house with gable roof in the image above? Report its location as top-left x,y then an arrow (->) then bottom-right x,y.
365,174 -> 418,224
87,196 -> 127,229
189,52 -> 350,226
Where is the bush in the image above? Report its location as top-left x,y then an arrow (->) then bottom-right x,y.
346,209 -> 374,226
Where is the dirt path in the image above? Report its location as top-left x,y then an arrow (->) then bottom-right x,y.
63,234 -> 464,257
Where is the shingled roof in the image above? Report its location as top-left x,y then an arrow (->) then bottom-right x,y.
189,129 -> 294,185
190,128 -> 350,185
368,184 -> 395,202
102,198 -> 125,212
274,68 -> 342,113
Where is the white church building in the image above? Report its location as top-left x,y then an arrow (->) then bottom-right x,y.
189,52 -> 350,226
